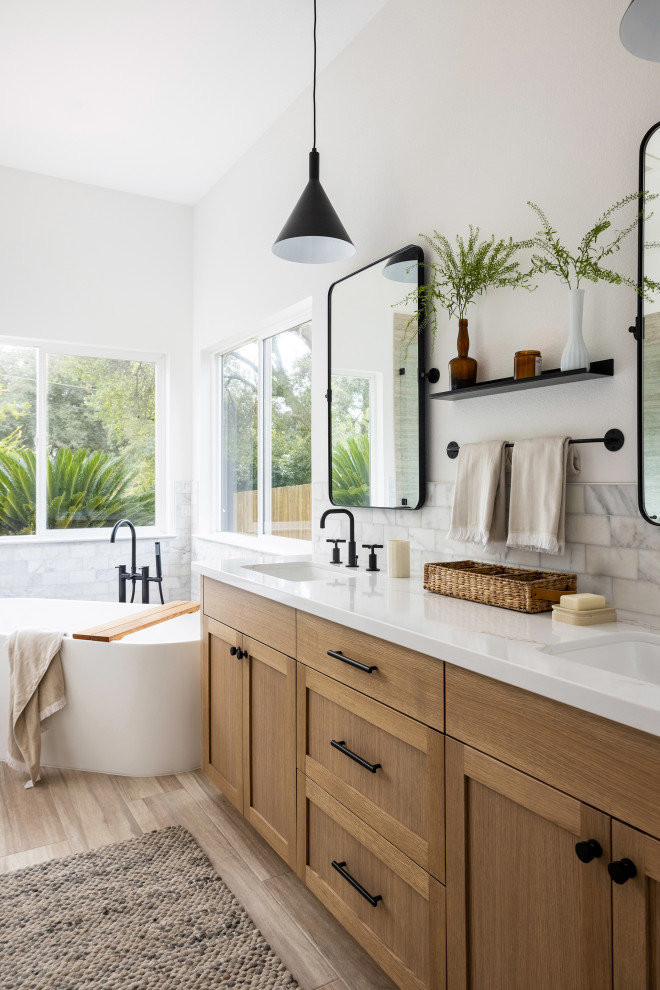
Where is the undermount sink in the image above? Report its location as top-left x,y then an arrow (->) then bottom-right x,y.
545,631 -> 660,686
240,561 -> 340,583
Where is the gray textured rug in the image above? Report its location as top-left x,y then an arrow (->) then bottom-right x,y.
0,825 -> 299,989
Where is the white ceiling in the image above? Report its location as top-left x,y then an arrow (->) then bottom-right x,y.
0,0 -> 387,204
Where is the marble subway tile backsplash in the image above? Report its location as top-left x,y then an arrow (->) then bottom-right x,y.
0,481 -> 192,603
313,481 -> 660,616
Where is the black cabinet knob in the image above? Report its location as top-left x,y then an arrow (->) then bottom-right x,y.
608,858 -> 637,885
229,646 -> 238,656
229,646 -> 246,659
575,839 -> 603,863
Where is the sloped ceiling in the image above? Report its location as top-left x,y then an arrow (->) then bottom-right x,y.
0,0 -> 388,203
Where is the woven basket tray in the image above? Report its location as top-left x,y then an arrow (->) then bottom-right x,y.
423,560 -> 577,613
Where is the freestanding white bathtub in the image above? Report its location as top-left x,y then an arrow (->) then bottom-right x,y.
0,598 -> 201,776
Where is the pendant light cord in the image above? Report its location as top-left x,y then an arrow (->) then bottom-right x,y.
312,0 -> 317,151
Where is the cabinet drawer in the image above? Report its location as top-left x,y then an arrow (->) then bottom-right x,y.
298,665 -> 444,880
203,578 -> 296,657
298,774 -> 445,990
446,663 -> 660,842
296,612 -> 444,731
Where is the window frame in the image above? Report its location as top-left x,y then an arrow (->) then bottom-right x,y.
0,335 -> 168,542
211,301 -> 313,546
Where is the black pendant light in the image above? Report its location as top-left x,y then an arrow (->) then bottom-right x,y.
382,246 -> 420,282
620,0 -> 660,61
272,0 -> 355,264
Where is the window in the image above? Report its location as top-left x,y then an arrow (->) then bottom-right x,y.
0,341 -> 163,537
216,320 -> 312,542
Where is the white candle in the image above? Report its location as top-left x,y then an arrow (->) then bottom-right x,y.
387,540 -> 410,578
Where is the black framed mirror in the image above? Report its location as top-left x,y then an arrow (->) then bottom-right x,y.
327,245 -> 426,509
636,122 -> 660,524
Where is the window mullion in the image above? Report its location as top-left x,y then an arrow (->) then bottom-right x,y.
215,354 -> 223,532
259,340 -> 271,537
35,349 -> 47,536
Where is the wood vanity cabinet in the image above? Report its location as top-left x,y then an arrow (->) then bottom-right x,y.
200,575 -> 660,990
445,664 -> 660,990
611,822 -> 660,989
201,579 -> 297,868
445,738 -> 612,990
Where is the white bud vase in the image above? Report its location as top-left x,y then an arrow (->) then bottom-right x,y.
561,288 -> 590,372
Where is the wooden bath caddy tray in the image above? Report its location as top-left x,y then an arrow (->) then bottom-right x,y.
73,600 -> 200,642
423,560 -> 577,613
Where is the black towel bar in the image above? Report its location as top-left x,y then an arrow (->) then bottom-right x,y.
446,429 -> 624,459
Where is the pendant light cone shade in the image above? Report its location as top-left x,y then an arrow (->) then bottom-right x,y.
620,0 -> 660,60
272,150 -> 355,263
382,246 -> 419,282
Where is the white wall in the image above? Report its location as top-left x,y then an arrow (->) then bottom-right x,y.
0,165 -> 194,600
194,0 -> 660,495
0,165 -> 193,490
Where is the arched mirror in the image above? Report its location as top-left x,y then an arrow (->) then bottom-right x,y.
637,122 -> 660,523
327,245 -> 426,509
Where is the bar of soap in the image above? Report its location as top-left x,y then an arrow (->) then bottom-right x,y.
559,593 -> 606,611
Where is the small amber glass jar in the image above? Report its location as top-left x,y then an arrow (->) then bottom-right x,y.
514,350 -> 542,380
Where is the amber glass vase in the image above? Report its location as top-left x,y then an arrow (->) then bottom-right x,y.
448,318 -> 478,389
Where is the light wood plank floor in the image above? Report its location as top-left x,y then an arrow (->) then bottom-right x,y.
0,762 -> 396,990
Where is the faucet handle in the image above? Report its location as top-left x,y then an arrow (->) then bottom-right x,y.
362,544 -> 383,573
326,538 -> 346,565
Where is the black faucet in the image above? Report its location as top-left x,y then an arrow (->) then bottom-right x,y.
110,519 -> 165,604
320,508 -> 358,568
111,518 -> 137,602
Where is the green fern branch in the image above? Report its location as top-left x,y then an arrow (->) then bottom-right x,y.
528,193 -> 658,297
400,226 -> 535,347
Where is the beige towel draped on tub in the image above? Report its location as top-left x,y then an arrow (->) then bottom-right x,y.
507,436 -> 580,554
7,630 -> 65,788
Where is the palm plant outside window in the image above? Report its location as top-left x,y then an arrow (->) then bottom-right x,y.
0,342 -> 162,537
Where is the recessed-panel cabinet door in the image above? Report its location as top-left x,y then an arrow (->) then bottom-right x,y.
203,616 -> 244,812
612,821 -> 660,990
243,637 -> 297,869
446,738 -> 612,990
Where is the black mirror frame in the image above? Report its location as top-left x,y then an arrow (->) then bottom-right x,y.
636,121 -> 660,525
327,244 -> 427,511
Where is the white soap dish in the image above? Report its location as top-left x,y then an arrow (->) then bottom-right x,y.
552,604 -> 618,626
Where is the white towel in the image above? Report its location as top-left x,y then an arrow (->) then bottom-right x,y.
507,436 -> 580,554
448,440 -> 508,547
7,629 -> 65,788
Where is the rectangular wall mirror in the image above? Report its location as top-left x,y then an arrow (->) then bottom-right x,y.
638,122 -> 660,524
327,245 -> 426,509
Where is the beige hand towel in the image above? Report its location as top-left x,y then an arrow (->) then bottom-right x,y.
7,630 -> 65,788
507,436 -> 580,554
448,440 -> 508,546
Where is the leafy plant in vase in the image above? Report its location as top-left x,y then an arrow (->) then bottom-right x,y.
527,194 -> 660,372
402,227 -> 534,389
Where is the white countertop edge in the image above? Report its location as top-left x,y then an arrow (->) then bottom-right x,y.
192,558 -> 660,740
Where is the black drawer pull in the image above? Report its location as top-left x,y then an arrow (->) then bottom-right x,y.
331,860 -> 382,907
331,739 -> 382,774
327,649 -> 377,674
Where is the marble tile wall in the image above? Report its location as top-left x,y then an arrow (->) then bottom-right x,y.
312,481 -> 660,616
0,481 -> 192,603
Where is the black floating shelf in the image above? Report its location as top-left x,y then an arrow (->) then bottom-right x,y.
430,358 -> 614,401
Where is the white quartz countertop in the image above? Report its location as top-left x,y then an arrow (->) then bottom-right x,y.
192,554 -> 660,739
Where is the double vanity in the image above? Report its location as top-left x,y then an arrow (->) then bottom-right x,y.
194,555 -> 660,990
